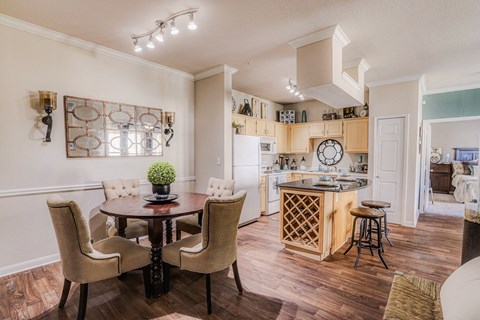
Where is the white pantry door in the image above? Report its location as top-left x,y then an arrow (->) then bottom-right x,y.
374,117 -> 406,224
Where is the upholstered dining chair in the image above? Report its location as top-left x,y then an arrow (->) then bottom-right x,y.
162,190 -> 247,314
175,177 -> 235,240
89,178 -> 148,243
47,195 -> 151,320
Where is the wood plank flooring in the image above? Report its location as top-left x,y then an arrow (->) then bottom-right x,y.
0,213 -> 463,319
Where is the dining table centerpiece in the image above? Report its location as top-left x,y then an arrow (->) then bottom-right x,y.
147,161 -> 176,199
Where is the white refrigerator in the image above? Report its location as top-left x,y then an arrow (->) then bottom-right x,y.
233,134 -> 261,225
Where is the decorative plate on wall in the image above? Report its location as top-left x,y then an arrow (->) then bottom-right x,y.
317,139 -> 344,166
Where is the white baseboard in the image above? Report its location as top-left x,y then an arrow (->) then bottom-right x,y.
0,253 -> 60,277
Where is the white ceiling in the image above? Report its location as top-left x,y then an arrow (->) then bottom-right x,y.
1,0 -> 479,104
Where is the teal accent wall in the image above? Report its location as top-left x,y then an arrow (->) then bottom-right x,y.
423,88 -> 480,120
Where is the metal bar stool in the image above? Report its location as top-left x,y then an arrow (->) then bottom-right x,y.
361,200 -> 393,246
344,207 -> 388,269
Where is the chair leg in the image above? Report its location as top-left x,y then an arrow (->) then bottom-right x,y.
58,278 -> 71,309
77,283 -> 88,320
176,228 -> 181,241
344,217 -> 358,255
143,265 -> 152,298
232,260 -> 243,293
206,274 -> 212,314
136,237 -> 140,244
162,262 -> 170,293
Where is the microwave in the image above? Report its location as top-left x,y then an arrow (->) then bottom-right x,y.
260,137 -> 277,155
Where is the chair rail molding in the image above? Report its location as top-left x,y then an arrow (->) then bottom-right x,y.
0,176 -> 195,198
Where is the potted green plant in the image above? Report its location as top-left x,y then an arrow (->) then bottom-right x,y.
147,161 -> 176,199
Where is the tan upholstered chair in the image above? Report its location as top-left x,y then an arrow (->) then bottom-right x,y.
175,177 -> 235,240
163,190 -> 247,314
47,195 -> 151,320
89,178 -> 148,243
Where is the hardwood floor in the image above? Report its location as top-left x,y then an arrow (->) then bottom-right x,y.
0,213 -> 462,319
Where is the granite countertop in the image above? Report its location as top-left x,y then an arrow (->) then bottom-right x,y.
278,178 -> 371,193
262,170 -> 367,177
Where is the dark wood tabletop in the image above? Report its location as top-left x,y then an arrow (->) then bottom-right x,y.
99,192 -> 208,219
98,192 -> 208,298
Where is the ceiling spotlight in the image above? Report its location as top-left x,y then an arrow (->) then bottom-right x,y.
294,91 -> 300,96
147,35 -> 155,49
133,39 -> 142,52
286,85 -> 291,90
170,20 -> 179,35
289,88 -> 295,93
155,29 -> 164,42
299,94 -> 305,100
188,13 -> 197,30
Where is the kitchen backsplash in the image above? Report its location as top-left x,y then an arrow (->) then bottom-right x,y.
261,137 -> 368,173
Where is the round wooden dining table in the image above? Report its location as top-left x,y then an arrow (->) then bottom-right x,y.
99,192 -> 208,298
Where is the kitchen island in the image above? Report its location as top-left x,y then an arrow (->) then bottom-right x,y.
278,178 -> 370,260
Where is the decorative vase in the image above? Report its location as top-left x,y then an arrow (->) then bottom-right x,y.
152,184 -> 170,199
301,110 -> 307,122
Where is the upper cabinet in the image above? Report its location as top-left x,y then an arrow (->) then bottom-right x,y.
308,122 -> 325,137
324,121 -> 343,137
290,124 -> 310,153
344,118 -> 368,153
275,123 -> 290,154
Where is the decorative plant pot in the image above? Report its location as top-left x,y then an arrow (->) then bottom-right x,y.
152,184 -> 170,199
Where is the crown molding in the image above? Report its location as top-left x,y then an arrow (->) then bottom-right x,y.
366,74 -> 423,88
424,83 -> 480,95
343,58 -> 371,72
0,13 -> 194,81
289,25 -> 351,49
194,65 -> 238,81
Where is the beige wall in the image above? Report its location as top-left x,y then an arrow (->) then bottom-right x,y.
194,72 -> 232,192
369,80 -> 421,227
0,24 -> 195,272
431,120 -> 480,161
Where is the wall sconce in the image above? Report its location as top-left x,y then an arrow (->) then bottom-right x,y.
39,91 -> 57,142
163,111 -> 175,147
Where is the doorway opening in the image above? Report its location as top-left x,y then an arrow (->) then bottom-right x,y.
420,116 -> 480,217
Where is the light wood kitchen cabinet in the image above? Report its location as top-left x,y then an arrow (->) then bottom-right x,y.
292,173 -> 303,181
324,120 -> 343,137
286,173 -> 293,182
260,175 -> 266,213
255,119 -> 276,137
344,118 -> 368,153
275,123 -> 290,153
245,117 -> 257,136
308,122 -> 325,137
232,114 -> 276,138
265,120 -> 275,137
290,124 -> 310,153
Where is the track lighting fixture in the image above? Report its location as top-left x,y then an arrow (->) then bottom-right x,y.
147,35 -> 155,49
131,8 -> 198,52
286,79 -> 305,100
133,39 -> 142,52
188,13 -> 197,30
170,20 -> 179,35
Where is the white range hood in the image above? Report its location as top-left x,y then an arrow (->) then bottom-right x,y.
289,25 -> 370,108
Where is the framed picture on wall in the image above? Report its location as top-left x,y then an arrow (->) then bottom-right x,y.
261,102 -> 268,119
251,98 -> 260,118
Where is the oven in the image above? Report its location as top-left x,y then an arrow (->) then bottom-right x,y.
265,172 -> 287,215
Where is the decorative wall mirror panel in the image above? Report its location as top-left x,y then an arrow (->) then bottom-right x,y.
64,96 -> 163,158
